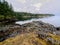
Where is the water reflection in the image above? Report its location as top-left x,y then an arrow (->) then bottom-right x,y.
16,16 -> 60,27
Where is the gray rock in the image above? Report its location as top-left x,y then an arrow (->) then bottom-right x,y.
0,21 -> 59,42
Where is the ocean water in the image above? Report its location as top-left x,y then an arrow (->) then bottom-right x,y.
16,15 -> 60,27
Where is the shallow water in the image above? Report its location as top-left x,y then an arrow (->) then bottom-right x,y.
16,15 -> 60,27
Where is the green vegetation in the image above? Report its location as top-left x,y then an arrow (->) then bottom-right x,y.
0,0 -> 14,20
15,12 -> 54,21
0,0 -> 54,23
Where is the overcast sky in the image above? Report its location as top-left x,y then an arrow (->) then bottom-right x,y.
6,0 -> 60,15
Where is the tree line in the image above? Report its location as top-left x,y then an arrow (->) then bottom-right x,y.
0,0 -> 15,21
0,0 -> 54,22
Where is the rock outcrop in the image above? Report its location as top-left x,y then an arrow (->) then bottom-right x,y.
0,21 -> 60,45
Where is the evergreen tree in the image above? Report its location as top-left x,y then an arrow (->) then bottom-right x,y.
0,0 -> 14,20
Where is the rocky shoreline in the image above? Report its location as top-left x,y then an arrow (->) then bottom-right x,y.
0,21 -> 60,45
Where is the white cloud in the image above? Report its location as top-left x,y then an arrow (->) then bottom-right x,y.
22,7 -> 27,12
14,8 -> 21,11
46,0 -> 50,2
32,3 -> 42,11
17,0 -> 26,3
9,0 -> 51,13
33,3 -> 42,8
30,0 -> 50,4
35,8 -> 40,11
